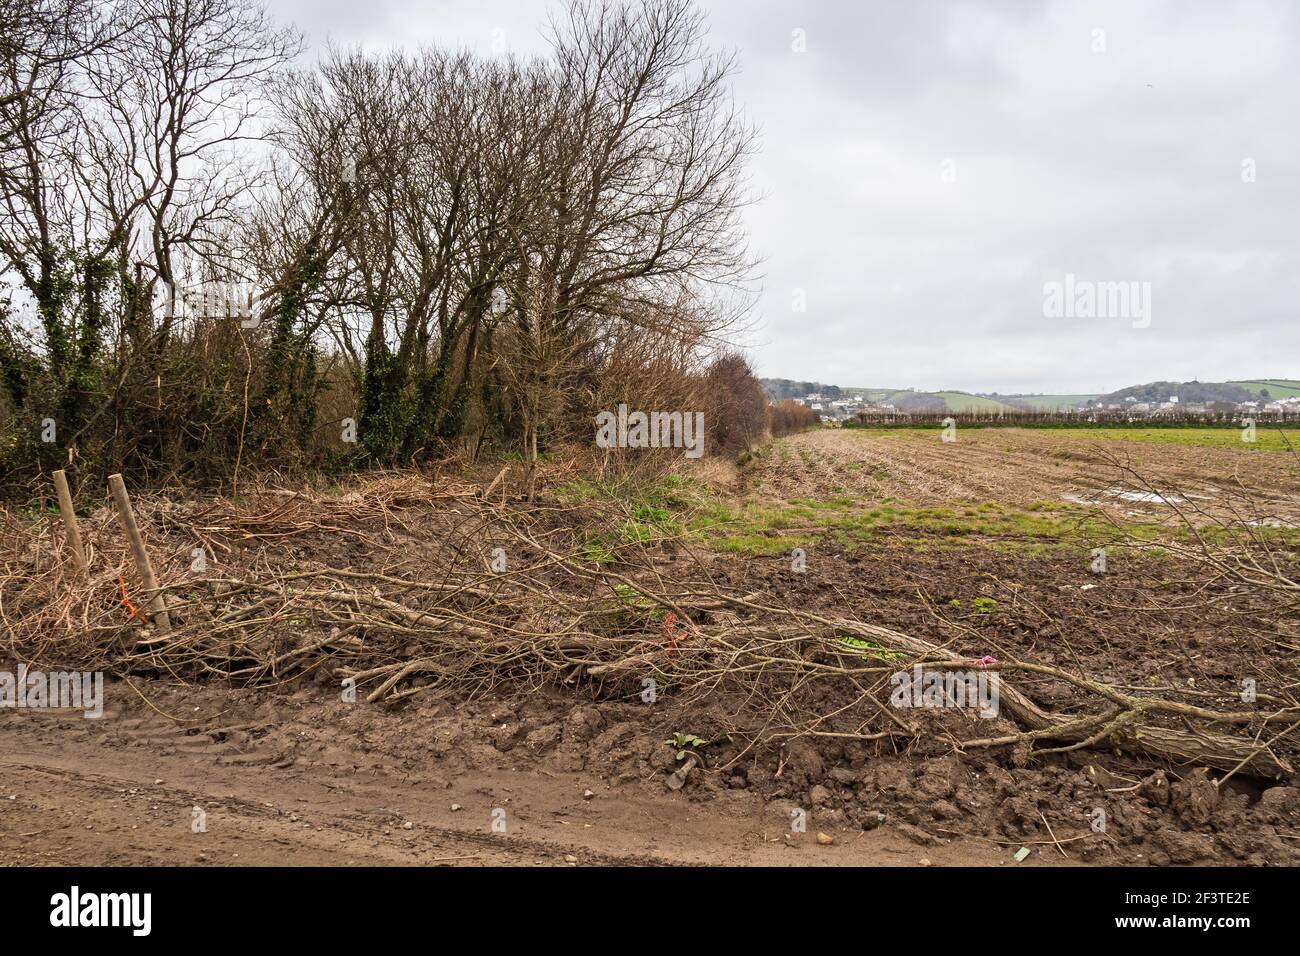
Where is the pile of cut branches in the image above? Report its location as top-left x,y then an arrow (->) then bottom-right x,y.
2,470 -> 1296,781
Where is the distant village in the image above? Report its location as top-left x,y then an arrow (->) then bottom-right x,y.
788,391 -> 1300,422
1076,395 -> 1300,416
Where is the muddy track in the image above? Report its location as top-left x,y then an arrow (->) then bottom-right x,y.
0,691 -> 1037,868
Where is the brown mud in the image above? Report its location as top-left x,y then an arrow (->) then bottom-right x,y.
3,430 -> 1298,866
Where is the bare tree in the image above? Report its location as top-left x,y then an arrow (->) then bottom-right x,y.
495,0 -> 757,479
1,0 -> 764,490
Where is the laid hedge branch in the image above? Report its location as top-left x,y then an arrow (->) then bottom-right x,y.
3,471 -> 1295,781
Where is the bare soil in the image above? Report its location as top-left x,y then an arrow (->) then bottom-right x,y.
1,681 -> 1051,867
6,535 -> 1298,867
755,427 -> 1300,524
3,429 -> 1298,867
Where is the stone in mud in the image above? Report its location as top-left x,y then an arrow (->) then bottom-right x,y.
666,754 -> 697,791
809,784 -> 833,807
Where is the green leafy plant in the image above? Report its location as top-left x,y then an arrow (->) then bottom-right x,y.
666,732 -> 707,760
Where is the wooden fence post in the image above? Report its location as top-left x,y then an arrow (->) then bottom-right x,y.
107,473 -> 171,633
52,469 -> 88,579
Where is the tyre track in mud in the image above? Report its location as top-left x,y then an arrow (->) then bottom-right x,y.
0,693 -> 1033,868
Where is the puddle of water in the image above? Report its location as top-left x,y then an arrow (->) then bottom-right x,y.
1065,487 -> 1228,510
1109,489 -> 1186,504
1246,517 -> 1296,528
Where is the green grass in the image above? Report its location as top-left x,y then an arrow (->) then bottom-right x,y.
1008,393 -> 1100,411
1045,427 -> 1299,452
557,440 -> 1299,563
689,492 -> 1298,556
842,425 -> 1299,452
690,495 -> 1129,554
597,582 -> 666,625
711,533 -> 815,556
932,392 -> 1020,413
557,473 -> 696,559
1229,379 -> 1300,400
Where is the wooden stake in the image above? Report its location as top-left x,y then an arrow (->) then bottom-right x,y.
107,473 -> 171,633
483,465 -> 510,499
52,469 -> 88,579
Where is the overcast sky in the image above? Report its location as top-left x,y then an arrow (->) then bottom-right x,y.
266,0 -> 1300,394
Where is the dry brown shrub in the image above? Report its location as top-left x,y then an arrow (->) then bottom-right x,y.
769,399 -> 818,436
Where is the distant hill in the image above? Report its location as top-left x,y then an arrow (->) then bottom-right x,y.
760,378 -> 846,401
761,376 -> 1299,413
760,380 -> 1022,412
1093,381 -> 1284,405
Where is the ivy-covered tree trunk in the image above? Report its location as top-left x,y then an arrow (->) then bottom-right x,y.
359,317 -> 410,463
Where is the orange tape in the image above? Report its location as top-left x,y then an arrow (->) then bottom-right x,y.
118,575 -> 141,620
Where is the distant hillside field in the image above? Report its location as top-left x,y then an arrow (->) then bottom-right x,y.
761,376 -> 1299,412
1229,380 -> 1300,400
1006,394 -> 1100,411
931,392 -> 1020,412
1044,427 -> 1300,452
